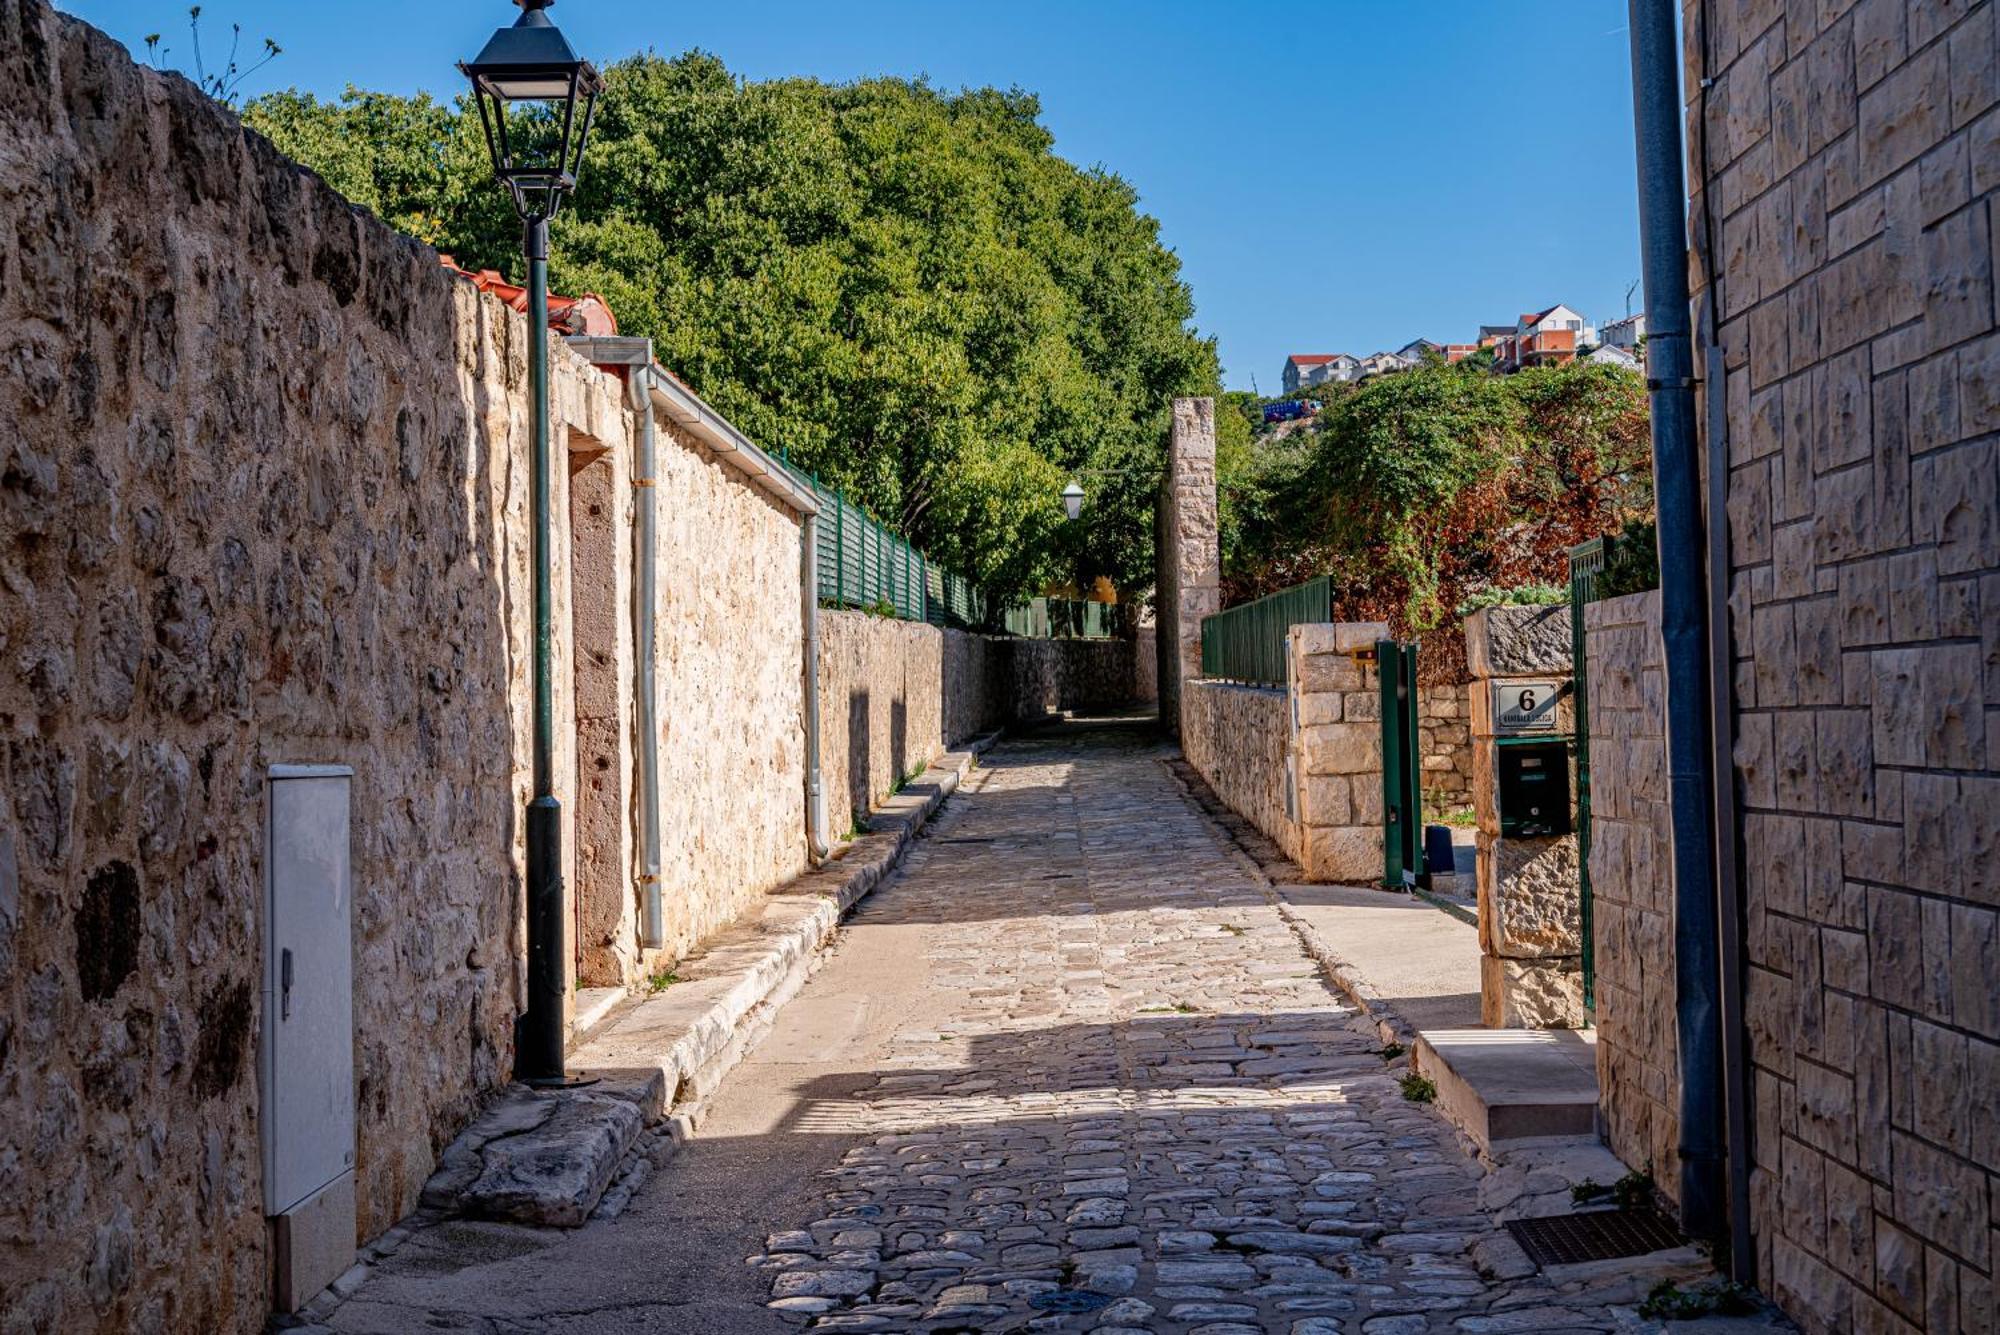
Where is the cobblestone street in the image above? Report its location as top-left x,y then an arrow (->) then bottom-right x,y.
327,720 -> 1672,1334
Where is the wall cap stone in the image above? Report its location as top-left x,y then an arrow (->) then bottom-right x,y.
1464,604 -> 1573,678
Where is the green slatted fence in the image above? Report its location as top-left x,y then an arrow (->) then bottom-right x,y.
1199,576 -> 1336,686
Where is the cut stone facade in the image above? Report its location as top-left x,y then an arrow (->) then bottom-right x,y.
1664,1 -> 1999,1328
1585,591 -> 1681,1206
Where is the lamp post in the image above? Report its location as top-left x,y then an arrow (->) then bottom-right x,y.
462,0 -> 602,1087
1061,480 -> 1085,521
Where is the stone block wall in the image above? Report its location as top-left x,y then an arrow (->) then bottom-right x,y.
1585,592 -> 1681,1206
1180,623 -> 1386,882
0,4 -> 629,1326
1418,683 -> 1474,807
1686,0 -> 2000,1327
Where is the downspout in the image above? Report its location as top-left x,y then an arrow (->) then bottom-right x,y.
1692,0 -> 1756,1282
1629,0 -> 1726,1242
803,512 -> 831,862
630,364 -> 665,950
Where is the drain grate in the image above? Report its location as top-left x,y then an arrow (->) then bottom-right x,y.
1505,1208 -> 1684,1267
1029,1289 -> 1115,1313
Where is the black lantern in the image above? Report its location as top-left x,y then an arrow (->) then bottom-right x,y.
460,0 -> 603,220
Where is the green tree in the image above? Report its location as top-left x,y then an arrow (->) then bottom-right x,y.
245,54 -> 1218,603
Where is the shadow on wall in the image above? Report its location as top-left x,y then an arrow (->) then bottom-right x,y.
846,687 -> 871,832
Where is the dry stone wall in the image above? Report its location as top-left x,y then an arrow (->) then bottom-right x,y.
0,3 -> 624,1326
1418,683 -> 1474,807
1585,592 -> 1681,1205
1685,0 -> 2000,1327
1182,683 -> 1299,862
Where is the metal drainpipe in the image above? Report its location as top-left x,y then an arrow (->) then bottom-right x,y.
802,511 -> 831,862
1628,0 -> 1726,1241
631,365 -> 666,949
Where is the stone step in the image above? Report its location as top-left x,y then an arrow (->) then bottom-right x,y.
1413,1027 -> 1599,1153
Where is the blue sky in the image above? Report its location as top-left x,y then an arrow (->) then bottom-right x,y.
61,1 -> 1645,393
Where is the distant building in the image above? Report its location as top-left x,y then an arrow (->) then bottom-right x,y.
1599,313 -> 1646,350
1490,304 -> 1593,372
1355,351 -> 1413,378
1282,353 -> 1359,393
1587,343 -> 1640,370
1396,338 -> 1445,363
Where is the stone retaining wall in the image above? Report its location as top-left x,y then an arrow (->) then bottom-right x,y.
1584,591 -> 1680,1205
1418,683 -> 1473,807
1182,682 -> 1299,862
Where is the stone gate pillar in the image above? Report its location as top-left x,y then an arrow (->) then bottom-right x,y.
1156,397 -> 1219,739
1465,605 -> 1584,1027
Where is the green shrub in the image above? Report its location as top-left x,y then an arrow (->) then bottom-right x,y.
1597,518 -> 1660,599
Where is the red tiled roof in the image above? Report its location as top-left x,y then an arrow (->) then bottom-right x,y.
1287,354 -> 1342,366
1520,305 -> 1561,327
439,255 -> 618,337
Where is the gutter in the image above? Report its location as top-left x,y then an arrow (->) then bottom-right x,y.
1626,0 -> 1728,1244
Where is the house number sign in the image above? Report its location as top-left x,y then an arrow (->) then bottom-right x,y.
1492,680 -> 1561,734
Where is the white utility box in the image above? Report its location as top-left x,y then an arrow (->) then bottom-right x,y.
259,765 -> 357,1312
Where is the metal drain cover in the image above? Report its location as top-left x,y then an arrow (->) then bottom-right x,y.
1029,1289 -> 1115,1313
1505,1208 -> 1684,1267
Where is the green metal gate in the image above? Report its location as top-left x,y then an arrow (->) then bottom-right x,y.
1379,640 -> 1423,889
1569,538 -> 1607,1012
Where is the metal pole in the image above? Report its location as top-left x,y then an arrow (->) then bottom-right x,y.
520,213 -> 567,1086
633,366 -> 664,951
1629,0 -> 1725,1240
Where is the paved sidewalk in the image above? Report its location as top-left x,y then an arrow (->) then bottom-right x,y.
323,719 -> 1692,1334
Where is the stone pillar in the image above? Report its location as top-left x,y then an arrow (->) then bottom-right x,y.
1464,605 -> 1583,1027
1288,622 -> 1388,881
1155,397 -> 1218,739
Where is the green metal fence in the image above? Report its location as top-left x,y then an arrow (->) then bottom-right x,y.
1568,537 -> 1607,1013
1199,576 -> 1335,686
777,459 -> 1125,639
1003,597 -> 1130,640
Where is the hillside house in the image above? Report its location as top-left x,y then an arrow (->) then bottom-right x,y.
1281,353 -> 1357,393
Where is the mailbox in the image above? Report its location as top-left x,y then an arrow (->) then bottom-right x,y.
1497,739 -> 1571,837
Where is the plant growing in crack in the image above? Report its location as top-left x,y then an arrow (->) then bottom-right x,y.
645,970 -> 681,995
1398,1072 -> 1436,1103
1375,1041 -> 1405,1061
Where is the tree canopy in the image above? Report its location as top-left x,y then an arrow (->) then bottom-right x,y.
245,55 -> 1219,602
1223,359 -> 1653,641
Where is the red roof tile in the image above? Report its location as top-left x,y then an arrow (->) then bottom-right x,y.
440,255 -> 618,337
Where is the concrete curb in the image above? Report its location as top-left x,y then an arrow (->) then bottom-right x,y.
1159,755 -> 1415,1049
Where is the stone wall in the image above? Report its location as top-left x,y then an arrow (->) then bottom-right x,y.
1181,623 -> 1387,882
816,615 -> 1147,832
1182,683 -> 1298,862
0,4 -> 627,1326
1585,592 -> 1680,1206
1685,0 -> 1999,1325
1418,683 -> 1474,807
635,419 -> 808,979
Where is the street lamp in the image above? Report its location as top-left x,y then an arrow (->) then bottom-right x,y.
1061,480 -> 1085,521
462,0 -> 602,1088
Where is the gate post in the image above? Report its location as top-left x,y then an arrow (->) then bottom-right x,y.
1156,397 -> 1219,739
1286,621 -> 1388,881
1464,605 -> 1584,1028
